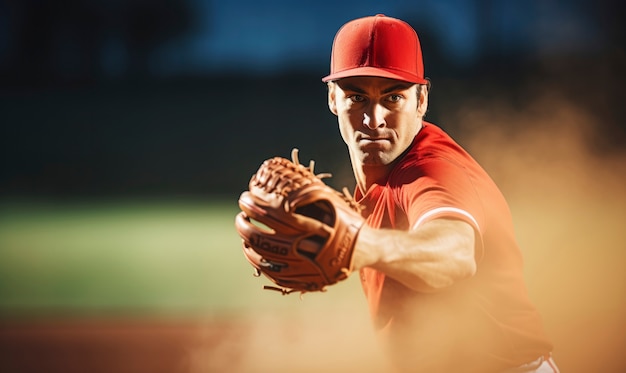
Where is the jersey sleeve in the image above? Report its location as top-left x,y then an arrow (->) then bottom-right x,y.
394,156 -> 485,260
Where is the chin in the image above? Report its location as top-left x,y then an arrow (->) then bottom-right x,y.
360,150 -> 394,166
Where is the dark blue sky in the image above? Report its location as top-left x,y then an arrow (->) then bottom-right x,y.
148,0 -> 604,76
0,0 -> 613,81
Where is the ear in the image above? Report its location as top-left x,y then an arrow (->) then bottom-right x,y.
417,85 -> 429,118
327,82 -> 338,116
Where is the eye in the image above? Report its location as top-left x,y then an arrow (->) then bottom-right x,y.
348,94 -> 365,103
387,94 -> 403,103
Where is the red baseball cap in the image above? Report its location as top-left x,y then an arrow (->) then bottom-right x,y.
322,14 -> 428,84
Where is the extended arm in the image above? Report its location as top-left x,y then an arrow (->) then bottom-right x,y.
351,218 -> 477,293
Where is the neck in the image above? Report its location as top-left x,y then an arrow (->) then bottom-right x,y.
355,165 -> 385,193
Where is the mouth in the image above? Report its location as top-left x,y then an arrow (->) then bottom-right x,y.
357,134 -> 391,145
359,138 -> 389,145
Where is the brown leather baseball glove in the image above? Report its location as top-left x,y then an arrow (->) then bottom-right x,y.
235,149 -> 364,295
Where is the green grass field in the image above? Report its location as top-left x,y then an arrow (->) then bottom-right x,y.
0,198 -> 267,317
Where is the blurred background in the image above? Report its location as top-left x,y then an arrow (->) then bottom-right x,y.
0,0 -> 625,372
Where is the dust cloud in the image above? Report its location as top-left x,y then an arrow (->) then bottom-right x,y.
183,283 -> 392,373
453,90 -> 626,373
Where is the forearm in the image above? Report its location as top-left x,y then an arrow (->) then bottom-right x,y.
352,218 -> 477,292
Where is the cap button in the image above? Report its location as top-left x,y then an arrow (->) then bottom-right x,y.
375,14 -> 386,17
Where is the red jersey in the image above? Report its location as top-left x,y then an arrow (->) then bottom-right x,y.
356,122 -> 552,372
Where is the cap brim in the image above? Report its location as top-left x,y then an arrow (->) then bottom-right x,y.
322,66 -> 428,84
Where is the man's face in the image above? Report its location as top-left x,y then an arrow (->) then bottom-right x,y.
328,76 -> 426,168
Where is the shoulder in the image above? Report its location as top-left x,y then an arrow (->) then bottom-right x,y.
391,123 -> 468,178
411,122 -> 465,158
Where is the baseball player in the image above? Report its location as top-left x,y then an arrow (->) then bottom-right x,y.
236,14 -> 559,373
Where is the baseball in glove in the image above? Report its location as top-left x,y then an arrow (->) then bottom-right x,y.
235,149 -> 364,295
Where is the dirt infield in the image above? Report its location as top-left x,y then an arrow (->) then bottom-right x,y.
0,318 -> 231,373
2,310 -> 625,373
0,311 -> 390,373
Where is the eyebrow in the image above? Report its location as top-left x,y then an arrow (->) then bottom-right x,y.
382,83 -> 414,94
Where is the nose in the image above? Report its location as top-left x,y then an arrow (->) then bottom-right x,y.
363,103 -> 385,129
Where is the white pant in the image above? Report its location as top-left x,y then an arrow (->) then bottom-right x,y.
502,354 -> 560,373
534,357 -> 559,373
